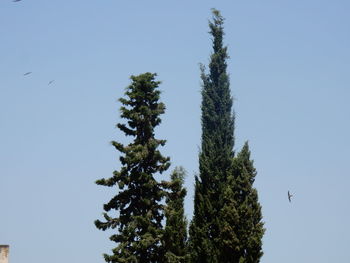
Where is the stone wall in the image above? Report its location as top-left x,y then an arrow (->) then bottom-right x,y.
0,245 -> 9,263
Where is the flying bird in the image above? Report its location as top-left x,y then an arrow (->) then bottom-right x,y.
13,0 -> 22,2
23,72 -> 32,76
288,191 -> 293,203
48,80 -> 55,85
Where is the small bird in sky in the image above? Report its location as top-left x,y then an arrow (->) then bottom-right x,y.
13,0 -> 22,2
48,80 -> 55,85
23,72 -> 32,76
288,190 -> 293,203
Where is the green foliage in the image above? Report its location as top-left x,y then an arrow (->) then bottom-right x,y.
162,167 -> 189,263
189,8 -> 234,263
190,9 -> 264,263
95,73 -> 170,263
218,142 -> 265,263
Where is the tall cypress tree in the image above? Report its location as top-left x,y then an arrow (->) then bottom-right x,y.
95,73 -> 170,263
190,9 -> 264,263
218,142 -> 264,263
189,9 -> 234,263
162,167 -> 189,263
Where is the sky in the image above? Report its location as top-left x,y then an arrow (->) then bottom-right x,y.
1,1 -> 350,262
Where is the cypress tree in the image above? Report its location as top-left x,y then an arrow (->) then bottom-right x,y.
162,167 -> 189,263
232,142 -> 265,263
223,142 -> 264,263
95,73 -> 170,263
190,9 -> 264,263
189,9 -> 234,263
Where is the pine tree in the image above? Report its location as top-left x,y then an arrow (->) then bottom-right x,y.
162,167 -> 189,263
95,73 -> 170,263
225,142 -> 264,263
189,9 -> 234,263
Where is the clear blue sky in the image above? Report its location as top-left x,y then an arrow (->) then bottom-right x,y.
1,1 -> 349,262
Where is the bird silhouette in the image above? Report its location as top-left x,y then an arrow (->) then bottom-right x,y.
48,80 -> 55,85
288,190 -> 293,202
13,0 -> 22,2
23,72 -> 32,76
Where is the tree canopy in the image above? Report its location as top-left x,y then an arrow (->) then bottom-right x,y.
95,73 -> 170,263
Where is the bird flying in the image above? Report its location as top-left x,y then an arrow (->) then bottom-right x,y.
13,0 -> 22,2
48,80 -> 55,85
23,72 -> 32,76
288,191 -> 293,202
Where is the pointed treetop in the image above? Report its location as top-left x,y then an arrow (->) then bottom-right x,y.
209,8 -> 226,54
238,141 -> 250,158
210,8 -> 224,25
